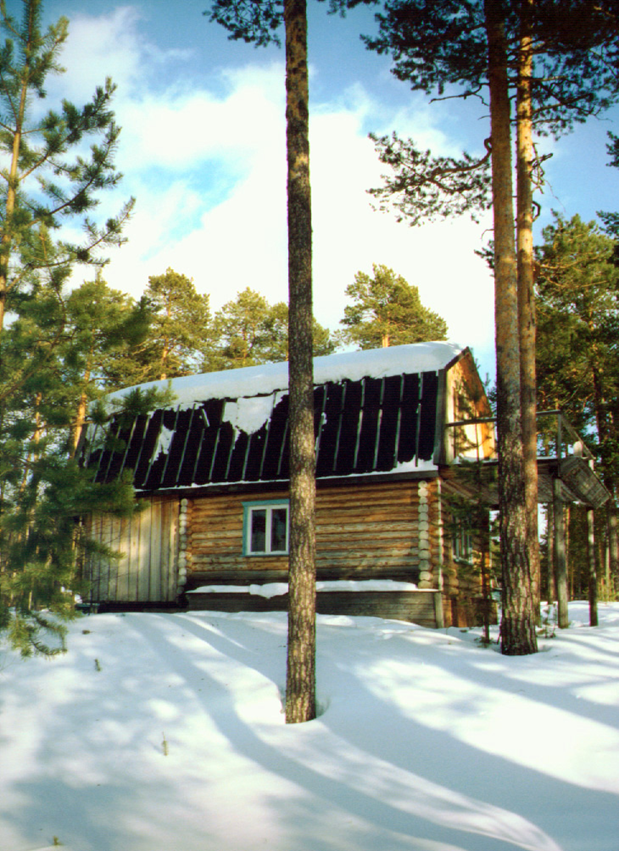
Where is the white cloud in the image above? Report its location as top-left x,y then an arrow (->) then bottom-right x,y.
53,6 -> 495,377
115,63 -> 286,174
47,7 -> 153,102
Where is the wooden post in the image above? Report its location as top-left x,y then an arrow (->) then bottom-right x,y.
546,503 -> 556,602
606,507 -> 617,601
553,477 -> 569,628
587,507 -> 598,627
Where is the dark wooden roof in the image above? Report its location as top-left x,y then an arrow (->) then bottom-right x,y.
84,344 -> 467,492
87,372 -> 441,491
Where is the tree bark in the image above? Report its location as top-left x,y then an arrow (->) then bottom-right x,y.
516,0 -> 540,617
284,0 -> 317,724
587,508 -> 598,627
484,0 -> 538,655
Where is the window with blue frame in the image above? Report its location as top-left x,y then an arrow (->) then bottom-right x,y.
243,500 -> 289,555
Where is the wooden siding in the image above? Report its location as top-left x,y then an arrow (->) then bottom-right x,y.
84,497 -> 179,603
186,480 -> 439,587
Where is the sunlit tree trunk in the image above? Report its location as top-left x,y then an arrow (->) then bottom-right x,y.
284,0 -> 316,724
484,0 -> 538,655
516,0 -> 540,619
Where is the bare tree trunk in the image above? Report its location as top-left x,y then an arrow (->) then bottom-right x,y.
587,508 -> 598,627
516,0 -> 540,619
484,0 -> 538,655
284,0 -> 316,724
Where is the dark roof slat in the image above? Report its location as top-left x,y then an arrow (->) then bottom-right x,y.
143,409 -> 177,489
418,372 -> 439,461
355,376 -> 383,474
209,420 -> 236,483
128,415 -> 150,483
257,399 -> 276,480
174,406 -> 197,486
352,378 -> 365,471
313,384 -> 328,465
375,374 -> 403,471
315,382 -> 343,477
397,373 -> 421,463
134,410 -> 163,488
227,429 -> 250,481
160,407 -> 182,487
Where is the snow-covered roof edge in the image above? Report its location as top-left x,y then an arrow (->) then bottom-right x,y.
105,341 -> 469,411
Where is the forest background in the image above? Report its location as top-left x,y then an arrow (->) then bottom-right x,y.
24,0 -> 619,383
3,0 -> 619,656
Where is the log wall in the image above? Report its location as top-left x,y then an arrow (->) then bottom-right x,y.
439,479 -> 496,627
187,480 -> 442,587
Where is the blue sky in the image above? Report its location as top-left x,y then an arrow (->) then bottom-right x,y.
14,0 -> 619,380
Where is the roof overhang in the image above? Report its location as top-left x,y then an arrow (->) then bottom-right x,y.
442,456 -> 610,510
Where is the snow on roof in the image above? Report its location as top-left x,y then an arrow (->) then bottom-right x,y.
107,341 -> 467,411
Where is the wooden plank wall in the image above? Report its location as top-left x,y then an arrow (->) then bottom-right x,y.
85,497 -> 179,603
187,480 -> 441,587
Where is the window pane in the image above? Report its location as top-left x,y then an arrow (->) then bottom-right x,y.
271,508 -> 288,552
250,509 -> 267,553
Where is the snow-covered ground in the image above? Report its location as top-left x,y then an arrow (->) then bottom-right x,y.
1,601 -> 618,851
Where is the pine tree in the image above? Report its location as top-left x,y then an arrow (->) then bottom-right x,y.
340,263 -> 448,349
536,214 -> 619,601
139,268 -> 212,381
261,300 -> 337,361
0,275 -> 144,655
61,277 -> 151,451
209,287 -> 273,370
0,0 -> 137,655
207,288 -> 336,371
358,0 -> 618,654
0,0 -> 134,334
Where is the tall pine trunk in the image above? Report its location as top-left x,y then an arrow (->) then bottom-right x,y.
484,0 -> 538,655
516,0 -> 540,617
284,0 -> 317,724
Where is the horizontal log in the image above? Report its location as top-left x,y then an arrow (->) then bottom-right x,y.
316,527 -> 427,541
316,494 -> 417,511
186,588 -> 438,627
188,562 -> 420,584
315,511 -> 416,527
192,513 -> 244,526
319,557 -> 420,568
317,545 -> 421,557
317,537 -> 424,550
189,555 -> 288,570
191,531 -> 243,545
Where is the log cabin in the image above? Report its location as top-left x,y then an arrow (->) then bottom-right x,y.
80,341 -> 608,628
